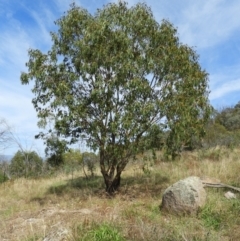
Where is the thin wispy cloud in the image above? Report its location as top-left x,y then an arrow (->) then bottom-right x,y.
0,31 -> 32,70
123,0 -> 240,49
27,10 -> 52,45
210,78 -> 240,100
177,1 -> 240,49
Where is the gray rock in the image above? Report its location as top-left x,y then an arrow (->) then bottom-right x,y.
43,226 -> 70,241
161,176 -> 206,215
224,191 -> 236,199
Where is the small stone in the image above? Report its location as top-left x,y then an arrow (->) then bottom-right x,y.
79,208 -> 92,214
224,191 -> 236,199
43,226 -> 70,241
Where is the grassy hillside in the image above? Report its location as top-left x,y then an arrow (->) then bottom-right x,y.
1,147 -> 240,240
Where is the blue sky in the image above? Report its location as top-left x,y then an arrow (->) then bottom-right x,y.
1,0 -> 240,156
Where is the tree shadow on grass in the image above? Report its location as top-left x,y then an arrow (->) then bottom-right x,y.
30,175 -> 105,205
47,175 -> 105,196
30,172 -> 169,205
119,172 -> 169,199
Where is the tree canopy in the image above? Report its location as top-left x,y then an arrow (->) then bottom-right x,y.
10,150 -> 43,178
44,135 -> 68,167
215,102 -> 240,131
21,1 -> 211,193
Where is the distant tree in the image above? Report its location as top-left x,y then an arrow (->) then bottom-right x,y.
0,160 -> 10,183
10,150 -> 43,178
215,103 -> 240,131
45,135 -> 68,167
21,2 -> 211,193
62,148 -> 82,178
202,103 -> 240,148
140,124 -> 165,151
235,101 -> 240,109
63,148 -> 82,165
82,152 -> 98,178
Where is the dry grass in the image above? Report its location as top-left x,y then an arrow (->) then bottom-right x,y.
1,147 -> 240,240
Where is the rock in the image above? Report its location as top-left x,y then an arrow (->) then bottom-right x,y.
79,208 -> 92,214
161,176 -> 206,215
224,191 -> 236,199
43,226 -> 70,241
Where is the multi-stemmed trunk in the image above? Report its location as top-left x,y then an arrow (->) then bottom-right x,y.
99,148 -> 127,194
103,172 -> 122,194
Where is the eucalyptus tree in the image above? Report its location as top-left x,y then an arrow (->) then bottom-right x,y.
21,2 -> 211,193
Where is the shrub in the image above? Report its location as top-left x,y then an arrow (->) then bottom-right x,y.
45,137 -> 68,167
0,170 -> 9,183
9,150 -> 43,178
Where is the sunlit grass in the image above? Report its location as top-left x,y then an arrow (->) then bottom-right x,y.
1,147 -> 240,240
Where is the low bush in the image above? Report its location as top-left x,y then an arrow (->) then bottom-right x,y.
0,170 -> 9,183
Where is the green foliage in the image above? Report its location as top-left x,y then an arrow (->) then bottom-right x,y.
0,161 -> 10,183
215,103 -> 240,131
63,149 -> 82,162
204,122 -> 228,147
199,204 -> 223,230
203,106 -> 240,148
140,124 -> 165,151
79,223 -> 125,241
45,136 -> 68,167
141,153 -> 154,175
0,170 -> 9,183
62,149 -> 82,176
21,1 -> 211,192
9,150 -> 43,178
82,152 -> 98,177
228,199 -> 240,217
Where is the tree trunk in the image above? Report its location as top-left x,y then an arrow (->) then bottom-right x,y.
103,173 -> 121,194
99,147 -> 124,194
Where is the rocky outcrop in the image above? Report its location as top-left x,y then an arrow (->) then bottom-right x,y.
161,176 -> 206,215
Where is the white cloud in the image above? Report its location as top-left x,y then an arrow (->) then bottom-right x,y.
0,77 -> 37,130
0,1 -> 59,155
177,1 -> 240,49
27,10 -> 52,45
0,78 -> 45,155
0,30 -> 32,70
210,78 -> 240,100
111,0 -> 240,49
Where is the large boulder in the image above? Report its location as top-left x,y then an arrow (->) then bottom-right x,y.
161,176 -> 206,215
